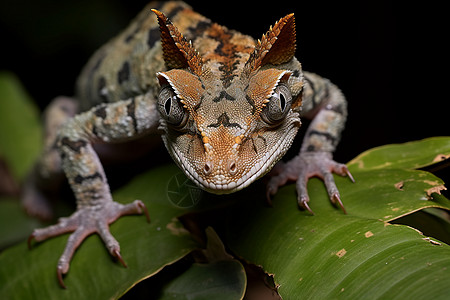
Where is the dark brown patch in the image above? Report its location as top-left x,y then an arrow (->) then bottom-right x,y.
166,5 -> 185,19
98,77 -> 108,102
118,61 -> 130,84
147,27 -> 160,48
207,112 -> 241,129
74,172 -> 103,184
186,20 -> 212,39
212,91 -> 235,102
305,145 -> 316,152
94,105 -> 107,119
126,100 -> 138,132
60,137 -> 87,153
89,56 -> 104,78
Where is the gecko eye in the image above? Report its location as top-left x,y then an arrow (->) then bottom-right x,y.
261,83 -> 292,125
157,86 -> 187,126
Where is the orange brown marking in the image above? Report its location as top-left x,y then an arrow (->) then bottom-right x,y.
152,9 -> 204,76
244,13 -> 296,75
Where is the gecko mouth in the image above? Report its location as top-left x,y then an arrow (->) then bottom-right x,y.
167,113 -> 301,194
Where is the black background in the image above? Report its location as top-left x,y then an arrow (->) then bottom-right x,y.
0,0 -> 447,165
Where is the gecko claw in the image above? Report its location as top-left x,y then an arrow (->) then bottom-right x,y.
137,200 -> 150,223
298,196 -> 315,215
331,193 -> 347,214
343,166 -> 355,183
57,266 -> 67,289
112,249 -> 128,268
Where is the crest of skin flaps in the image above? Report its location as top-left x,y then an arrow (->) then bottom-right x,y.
152,9 -> 204,76
152,9 -> 304,193
243,13 -> 297,75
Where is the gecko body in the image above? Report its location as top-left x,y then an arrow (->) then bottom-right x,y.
25,1 -> 353,287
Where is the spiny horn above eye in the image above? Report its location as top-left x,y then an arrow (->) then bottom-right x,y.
151,9 -> 204,76
244,13 -> 296,76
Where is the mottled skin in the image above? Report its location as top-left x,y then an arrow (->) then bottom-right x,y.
25,1 -> 353,287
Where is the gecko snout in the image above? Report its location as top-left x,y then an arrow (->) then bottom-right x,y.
202,158 -> 238,178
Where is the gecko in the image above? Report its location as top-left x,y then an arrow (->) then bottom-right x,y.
24,1 -> 354,288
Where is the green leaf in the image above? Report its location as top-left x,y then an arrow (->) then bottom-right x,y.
333,169 -> 448,221
227,139 -> 450,299
160,261 -> 246,300
0,197 -> 41,249
347,136 -> 450,171
0,165 -> 199,299
228,179 -> 450,299
0,72 -> 42,181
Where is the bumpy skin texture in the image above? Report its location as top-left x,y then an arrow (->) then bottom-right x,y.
26,1 -> 353,287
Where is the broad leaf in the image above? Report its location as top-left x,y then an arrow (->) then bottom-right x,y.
347,136 -> 450,171
0,165 -> 199,299
333,168 -> 447,221
0,197 -> 41,249
0,72 -> 42,181
160,261 -> 246,300
229,197 -> 450,299
227,138 -> 450,299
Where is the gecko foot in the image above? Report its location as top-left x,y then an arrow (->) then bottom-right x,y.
28,200 -> 149,288
266,152 -> 354,214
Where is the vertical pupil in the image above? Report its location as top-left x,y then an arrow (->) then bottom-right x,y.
279,93 -> 286,111
164,97 -> 172,115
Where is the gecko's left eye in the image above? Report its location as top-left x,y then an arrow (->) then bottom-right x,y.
261,83 -> 292,125
157,86 -> 187,126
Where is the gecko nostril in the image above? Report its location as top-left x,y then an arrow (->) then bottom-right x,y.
203,162 -> 212,175
228,160 -> 237,175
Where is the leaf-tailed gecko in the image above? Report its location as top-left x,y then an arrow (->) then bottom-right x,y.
24,1 -> 354,287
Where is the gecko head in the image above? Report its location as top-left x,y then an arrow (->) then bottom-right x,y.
153,9 -> 303,194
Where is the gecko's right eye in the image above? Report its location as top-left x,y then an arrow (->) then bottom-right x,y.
157,86 -> 187,126
261,83 -> 292,125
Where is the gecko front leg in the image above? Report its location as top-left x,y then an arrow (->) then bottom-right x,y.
23,97 -> 78,220
28,93 -> 157,288
267,72 -> 355,214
